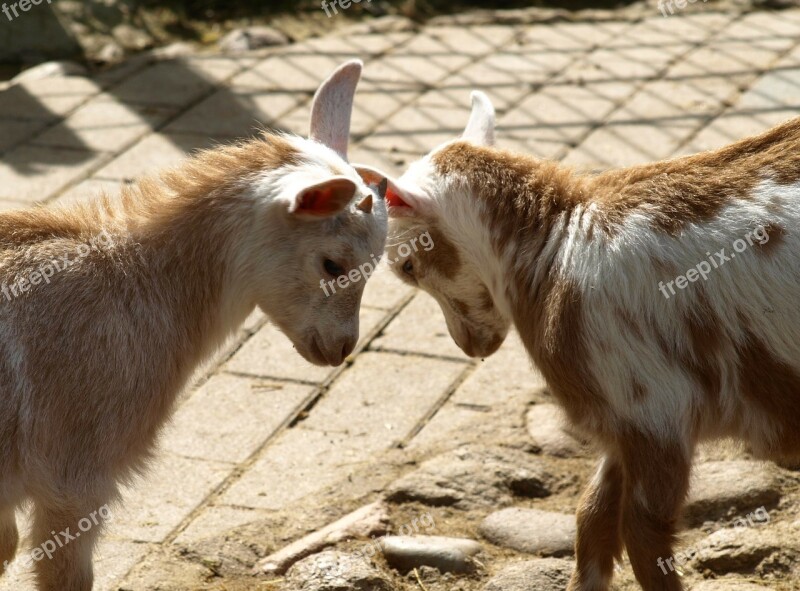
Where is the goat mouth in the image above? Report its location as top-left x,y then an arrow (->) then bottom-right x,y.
459,331 -> 505,359
301,335 -> 331,366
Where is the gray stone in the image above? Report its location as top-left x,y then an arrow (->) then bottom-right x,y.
526,404 -> 584,458
285,550 -> 395,591
685,461 -> 781,526
381,535 -> 481,574
112,23 -> 153,51
96,41 -> 125,64
483,558 -> 574,591
219,26 -> 289,52
690,580 -> 775,591
479,508 -> 576,557
387,445 -> 558,509
690,526 -> 784,574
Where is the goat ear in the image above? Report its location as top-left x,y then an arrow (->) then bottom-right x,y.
309,60 -> 363,160
354,164 -> 426,218
290,177 -> 357,219
463,91 -> 495,146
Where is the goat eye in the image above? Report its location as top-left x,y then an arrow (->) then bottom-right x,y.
402,260 -> 414,276
324,259 -> 345,277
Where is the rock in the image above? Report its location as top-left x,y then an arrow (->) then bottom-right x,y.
483,558 -> 574,591
285,550 -> 395,591
381,535 -> 481,574
96,41 -> 125,64
255,501 -> 390,575
526,404 -> 584,458
219,26 -> 289,52
386,445 -> 558,509
479,508 -> 576,557
12,60 -> 87,83
685,461 -> 781,526
150,42 -> 195,60
690,526 -> 787,574
113,23 -> 153,51
690,580 -> 773,590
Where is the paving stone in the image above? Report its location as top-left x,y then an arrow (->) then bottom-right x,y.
283,32 -> 412,60
526,404 -> 583,458
0,118 -> 48,154
173,504 -> 266,545
563,116 -> 699,168
111,452 -> 233,543
555,45 -> 676,84
451,332 -> 543,407
371,293 -> 466,360
685,461 -> 781,526
482,558 -> 574,591
31,97 -> 174,153
0,199 -> 28,212
93,539 -> 154,591
666,41 -> 789,81
736,66 -> 800,110
161,374 -> 314,464
500,82 -> 627,141
409,334 -> 544,450
224,307 -> 387,383
387,445 -> 557,509
0,145 -> 108,203
722,11 -> 800,40
110,61 -> 218,107
286,550 -> 396,591
480,508 -> 576,557
0,76 -> 102,121
218,427 -> 373,511
164,87 -> 303,137
93,132 -> 224,182
221,351 -> 465,510
54,178 -> 123,206
381,535 -> 482,574
680,110 -> 798,156
300,351 -> 466,448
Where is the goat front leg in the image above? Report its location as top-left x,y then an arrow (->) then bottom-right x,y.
568,454 -> 624,591
31,498 -> 106,591
619,433 -> 691,591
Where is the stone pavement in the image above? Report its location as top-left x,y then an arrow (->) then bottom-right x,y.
2,6 -> 800,591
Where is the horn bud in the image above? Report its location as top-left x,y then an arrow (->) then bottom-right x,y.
377,178 -> 388,200
356,194 -> 373,214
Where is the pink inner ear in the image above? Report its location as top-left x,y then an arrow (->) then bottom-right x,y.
297,180 -> 355,216
386,187 -> 410,209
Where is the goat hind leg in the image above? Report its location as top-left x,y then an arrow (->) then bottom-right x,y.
31,499 -> 105,591
619,436 -> 690,591
567,454 -> 624,591
0,506 -> 19,576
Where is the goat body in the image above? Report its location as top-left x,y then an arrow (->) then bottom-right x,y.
373,94 -> 800,591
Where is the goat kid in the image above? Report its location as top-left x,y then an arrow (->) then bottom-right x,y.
357,92 -> 799,591
0,60 -> 386,590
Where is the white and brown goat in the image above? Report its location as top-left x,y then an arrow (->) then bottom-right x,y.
358,92 -> 800,591
0,60 -> 386,590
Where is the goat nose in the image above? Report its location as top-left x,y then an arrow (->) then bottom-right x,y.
341,338 -> 356,361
